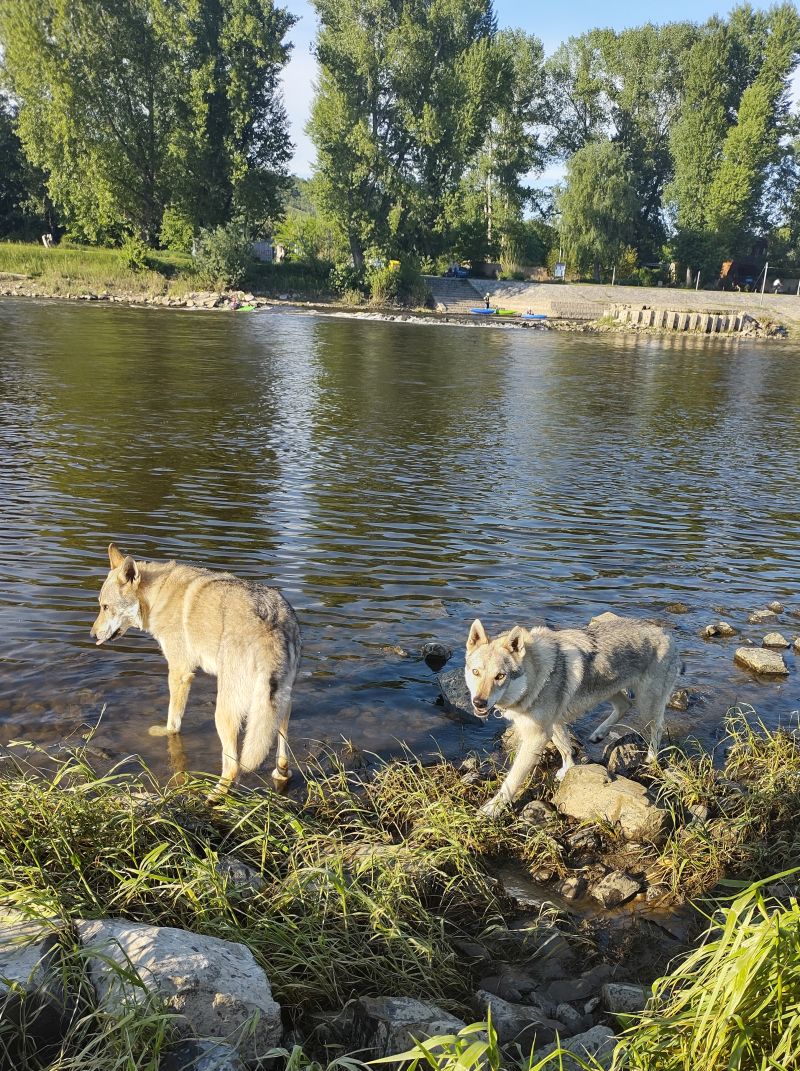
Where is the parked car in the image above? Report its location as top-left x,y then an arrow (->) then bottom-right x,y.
443,264 -> 469,278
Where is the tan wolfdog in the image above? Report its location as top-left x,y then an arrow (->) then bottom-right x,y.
464,614 -> 679,816
91,544 -> 301,794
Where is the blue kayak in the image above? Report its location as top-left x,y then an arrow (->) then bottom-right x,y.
521,313 -> 548,320
470,307 -> 496,315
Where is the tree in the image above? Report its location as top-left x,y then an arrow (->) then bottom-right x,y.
558,140 -> 638,280
308,0 -> 500,266
0,0 -> 295,244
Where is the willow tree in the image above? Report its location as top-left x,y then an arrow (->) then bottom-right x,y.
559,139 -> 638,281
0,0 -> 295,243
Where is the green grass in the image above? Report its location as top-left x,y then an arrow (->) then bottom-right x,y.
0,241 -> 193,297
612,873 -> 800,1071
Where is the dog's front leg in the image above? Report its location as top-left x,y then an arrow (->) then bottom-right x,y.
480,729 -> 547,817
149,664 -> 194,737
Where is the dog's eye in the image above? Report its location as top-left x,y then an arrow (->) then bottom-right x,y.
495,672 -> 506,682
472,668 -> 480,677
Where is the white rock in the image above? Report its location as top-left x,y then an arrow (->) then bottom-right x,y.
0,909 -> 65,995
749,609 -> 777,625
734,647 -> 789,676
76,919 -> 281,1059
763,633 -> 790,649
473,990 -> 562,1048
590,872 -> 642,908
554,765 -> 669,843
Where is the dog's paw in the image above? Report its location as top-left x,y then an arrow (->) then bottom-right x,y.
271,766 -> 293,792
554,764 -> 573,782
479,798 -> 507,819
148,724 -> 178,737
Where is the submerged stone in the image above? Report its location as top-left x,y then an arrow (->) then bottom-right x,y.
734,647 -> 789,676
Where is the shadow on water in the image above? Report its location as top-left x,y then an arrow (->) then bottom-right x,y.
1,298 -> 798,780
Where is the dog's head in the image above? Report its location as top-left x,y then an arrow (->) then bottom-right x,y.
90,543 -> 143,645
464,619 -> 528,719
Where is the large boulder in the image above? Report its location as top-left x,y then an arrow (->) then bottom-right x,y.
437,668 -> 477,723
534,1025 -> 616,1070
353,996 -> 467,1058
76,919 -> 281,1060
0,909 -> 75,1065
590,872 -> 642,908
553,765 -> 669,843
601,982 -> 650,1014
734,647 -> 789,676
161,1039 -> 246,1071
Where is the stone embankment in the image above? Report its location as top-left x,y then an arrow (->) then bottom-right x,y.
603,303 -> 786,337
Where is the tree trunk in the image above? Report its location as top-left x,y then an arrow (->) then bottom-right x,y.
349,234 -> 364,271
593,260 -> 601,282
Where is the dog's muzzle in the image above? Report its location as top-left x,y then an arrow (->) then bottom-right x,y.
94,627 -> 121,646
472,703 -> 502,721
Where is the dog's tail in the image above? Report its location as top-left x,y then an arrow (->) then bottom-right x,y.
238,672 -> 281,775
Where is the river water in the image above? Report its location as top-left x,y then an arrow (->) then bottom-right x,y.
1,297 -> 798,780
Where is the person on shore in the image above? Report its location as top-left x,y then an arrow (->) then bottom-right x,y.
772,278 -> 782,294
484,292 -> 491,310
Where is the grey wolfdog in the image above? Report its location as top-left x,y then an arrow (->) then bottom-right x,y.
91,544 -> 301,794
465,613 -> 679,816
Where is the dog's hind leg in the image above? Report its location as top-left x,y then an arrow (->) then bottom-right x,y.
271,693 -> 293,790
209,681 -> 245,798
589,691 -> 632,743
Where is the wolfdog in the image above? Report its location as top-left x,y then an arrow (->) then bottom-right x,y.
91,544 -> 301,794
465,613 -> 679,816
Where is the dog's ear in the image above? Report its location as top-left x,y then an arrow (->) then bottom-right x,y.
504,626 -> 526,658
467,619 -> 488,651
119,555 -> 140,587
108,543 -> 125,569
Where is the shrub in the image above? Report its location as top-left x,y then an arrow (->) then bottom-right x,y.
195,224 -> 253,289
119,234 -> 151,273
159,207 -> 195,254
367,262 -> 430,307
328,261 -> 366,296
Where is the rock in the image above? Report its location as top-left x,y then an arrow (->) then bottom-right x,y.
701,621 -> 738,638
664,602 -> 689,614
555,1002 -> 593,1037
215,855 -> 264,893
436,668 -> 476,723
768,601 -> 784,613
603,734 -> 648,778
763,632 -> 790,649
354,996 -> 467,1058
734,647 -> 789,676
667,689 -> 689,711
545,965 -> 614,1005
0,910 -> 75,1064
795,637 -> 800,652
688,802 -> 710,823
534,1025 -> 616,1070
566,829 -> 600,856
601,982 -> 650,1014
519,799 -> 557,824
588,611 -> 622,627
473,991 -> 562,1048
420,642 -> 452,671
590,871 -> 642,908
554,765 -> 669,843
749,609 -> 777,625
76,919 -> 281,1059
556,875 -> 587,900
161,1040 -> 246,1071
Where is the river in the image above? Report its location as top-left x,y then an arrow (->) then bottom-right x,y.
1,297 -> 798,780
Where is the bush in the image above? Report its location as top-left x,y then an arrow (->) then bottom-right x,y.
328,260 -> 366,296
195,224 -> 253,289
119,234 -> 151,273
159,206 -> 195,254
367,261 -> 430,307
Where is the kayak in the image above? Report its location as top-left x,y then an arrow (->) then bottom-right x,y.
521,313 -> 548,320
497,309 -> 518,316
469,307 -> 496,315
235,303 -> 257,312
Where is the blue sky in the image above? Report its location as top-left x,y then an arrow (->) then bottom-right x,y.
282,1 -> 792,176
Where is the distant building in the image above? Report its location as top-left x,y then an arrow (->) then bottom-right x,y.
251,240 -> 285,263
